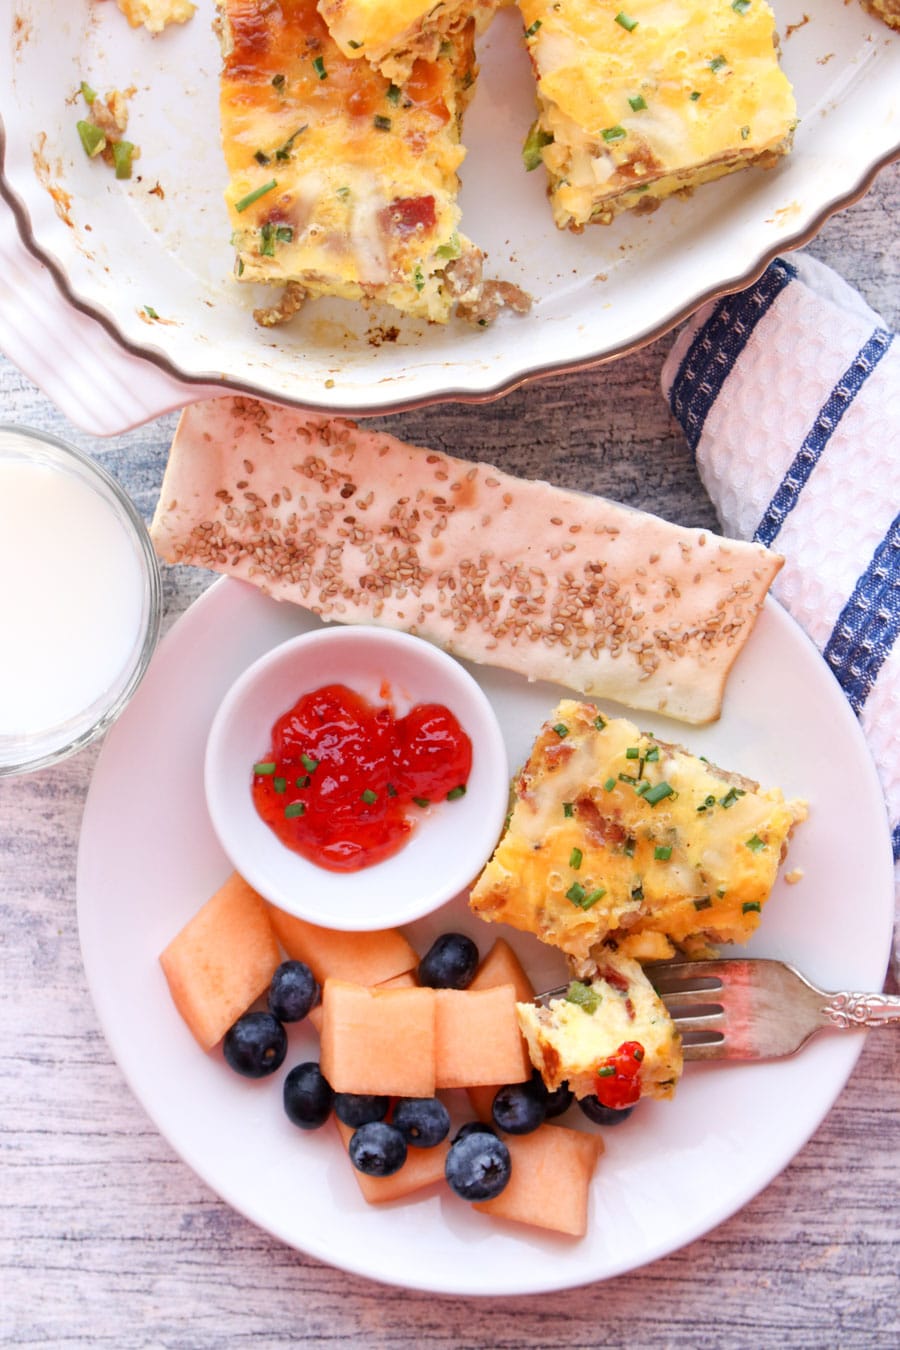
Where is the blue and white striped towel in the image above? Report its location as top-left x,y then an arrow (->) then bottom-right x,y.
662,253 -> 900,979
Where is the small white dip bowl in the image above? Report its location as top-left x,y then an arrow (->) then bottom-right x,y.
204,625 -> 510,931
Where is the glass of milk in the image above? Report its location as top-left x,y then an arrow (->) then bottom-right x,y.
0,425 -> 162,775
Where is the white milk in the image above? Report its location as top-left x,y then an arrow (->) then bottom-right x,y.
0,453 -> 146,739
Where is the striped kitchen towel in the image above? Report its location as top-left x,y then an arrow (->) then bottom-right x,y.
662,253 -> 900,978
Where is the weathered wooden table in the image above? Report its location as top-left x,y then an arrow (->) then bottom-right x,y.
2,161 -> 898,1349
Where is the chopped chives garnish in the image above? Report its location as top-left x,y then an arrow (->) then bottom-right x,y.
565,981 -> 600,1014
582,888 -> 606,909
273,776 -> 287,794
435,232 -> 462,260
569,847 -> 583,870
413,264 -> 425,292
143,305 -> 159,320
259,224 -> 277,257
720,787 -> 744,809
301,753 -> 319,772
618,773 -> 638,786
361,788 -> 378,804
563,801 -> 575,817
654,845 -> 673,861
717,887 -> 727,898
522,121 -> 554,171
631,883 -> 644,901
596,1064 -> 616,1078
275,126 -> 308,160
643,781 -> 675,806
593,715 -> 606,730
312,56 -> 327,79
77,120 -> 106,157
694,896 -> 712,911
552,722 -> 569,737
525,18 -> 542,35
742,900 -> 762,913
386,84 -> 401,105
732,0 -> 751,11
295,775 -> 310,789
284,801 -> 306,818
624,836 -> 635,857
254,761 -> 277,775
615,11 -> 639,29
745,834 -> 766,852
690,91 -> 701,102
272,73 -> 286,90
602,125 -> 627,143
709,55 -> 727,71
235,179 -> 277,213
113,138 -> 134,177
604,777 -> 616,792
635,780 -> 651,796
740,125 -> 750,140
566,882 -> 586,905
347,38 -> 362,48
625,746 -> 640,759
413,796 -> 430,808
697,794 -> 716,813
80,81 -> 97,105
628,94 -> 647,112
387,783 -> 398,797
446,785 -> 466,801
254,150 -> 271,166
373,114 -> 392,131
645,746 -> 660,762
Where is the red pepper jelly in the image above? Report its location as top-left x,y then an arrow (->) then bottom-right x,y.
251,682 -> 473,872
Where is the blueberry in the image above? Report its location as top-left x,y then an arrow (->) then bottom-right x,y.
452,1120 -> 497,1145
529,1070 -> 574,1120
578,1095 -> 636,1126
268,960 -> 320,1022
283,1062 -> 334,1129
491,1079 -> 547,1135
222,1011 -> 287,1079
417,932 -> 479,989
348,1121 -> 407,1177
392,1097 -> 451,1149
445,1131 -> 511,1201
334,1093 -> 390,1127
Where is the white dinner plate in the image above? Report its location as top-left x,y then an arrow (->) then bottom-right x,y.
2,2 -> 898,418
76,577 -> 894,1294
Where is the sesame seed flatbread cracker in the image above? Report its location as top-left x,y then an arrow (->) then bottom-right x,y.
149,396 -> 781,723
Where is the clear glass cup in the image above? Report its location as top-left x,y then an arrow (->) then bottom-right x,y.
0,424 -> 162,775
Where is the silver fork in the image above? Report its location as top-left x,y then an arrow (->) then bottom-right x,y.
539,959 -> 900,1062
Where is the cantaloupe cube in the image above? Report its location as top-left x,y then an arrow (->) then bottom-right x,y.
375,970 -> 418,990
310,970 -> 419,1035
267,906 -> 418,986
307,968 -> 417,1035
319,980 -> 436,1096
469,938 -> 535,1002
334,1119 -> 449,1204
473,1124 -> 603,1237
465,1083 -> 499,1125
435,985 -> 531,1089
159,872 -> 280,1051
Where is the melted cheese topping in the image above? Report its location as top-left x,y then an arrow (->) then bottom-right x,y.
116,0 -> 196,32
519,0 -> 796,228
470,700 -> 807,961
218,0 -> 477,321
318,0 -> 500,81
517,952 -> 683,1100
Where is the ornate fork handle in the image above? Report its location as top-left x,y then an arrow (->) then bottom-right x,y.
822,991 -> 900,1030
